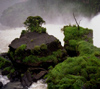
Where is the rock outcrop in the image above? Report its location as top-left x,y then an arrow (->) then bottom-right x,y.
6,31 -> 67,87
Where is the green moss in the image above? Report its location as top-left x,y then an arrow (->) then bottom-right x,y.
45,40 -> 100,88
10,68 -> 15,73
3,66 -> 11,72
9,51 -> 14,60
31,26 -> 46,33
31,39 -> 34,42
15,44 -> 27,56
63,25 -> 93,53
0,57 -> 10,69
77,41 -> 100,56
33,45 -> 40,54
45,55 -> 100,89
42,27 -> 46,33
23,49 -> 66,64
21,74 -> 24,77
21,30 -> 28,35
23,55 -> 37,63
40,44 -> 47,50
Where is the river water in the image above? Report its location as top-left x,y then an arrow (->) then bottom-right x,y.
0,13 -> 100,89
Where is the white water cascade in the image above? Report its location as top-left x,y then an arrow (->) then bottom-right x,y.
0,75 -> 10,85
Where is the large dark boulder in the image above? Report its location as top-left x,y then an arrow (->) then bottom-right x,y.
9,32 -> 62,51
8,32 -> 65,68
21,71 -> 32,87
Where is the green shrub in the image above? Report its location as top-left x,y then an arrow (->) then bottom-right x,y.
63,26 -> 93,52
10,68 -> 15,73
3,66 -> 11,72
40,44 -> 47,50
23,55 -> 37,63
31,39 -> 34,42
0,57 -> 10,68
23,49 -> 64,64
45,55 -> 100,89
15,44 -> 27,55
21,30 -> 28,35
33,45 -> 40,54
77,41 -> 100,56
35,27 -> 46,33
42,27 -> 46,33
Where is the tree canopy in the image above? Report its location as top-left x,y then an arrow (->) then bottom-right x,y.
24,16 -> 45,32
23,16 -> 46,33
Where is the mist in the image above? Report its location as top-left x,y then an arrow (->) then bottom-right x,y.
0,0 -> 100,53
0,0 -> 94,28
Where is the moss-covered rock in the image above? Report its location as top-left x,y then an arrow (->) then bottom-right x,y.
8,31 -> 67,73
62,25 -> 93,56
45,53 -> 100,89
45,26 -> 100,89
0,56 -> 11,69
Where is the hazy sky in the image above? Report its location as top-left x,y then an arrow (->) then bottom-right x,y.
0,0 -> 91,28
0,0 -> 27,16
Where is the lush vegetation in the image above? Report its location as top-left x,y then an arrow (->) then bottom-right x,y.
44,25 -> 100,89
8,43 -> 66,65
9,44 -> 66,64
62,25 -> 93,56
0,56 -> 11,69
45,41 -> 100,89
23,49 -> 66,64
23,16 -> 46,34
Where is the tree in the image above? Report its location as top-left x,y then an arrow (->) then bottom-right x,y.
24,16 -> 45,32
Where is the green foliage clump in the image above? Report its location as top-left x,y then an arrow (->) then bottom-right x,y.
21,30 -> 28,35
16,44 -> 27,51
15,44 -> 27,56
45,55 -> 100,89
23,55 -> 37,63
3,66 -> 11,72
0,57 -> 10,69
77,41 -> 100,56
40,44 -> 47,50
23,49 -> 66,64
33,45 -> 40,54
35,27 -> 46,33
63,26 -> 92,42
10,68 -> 15,73
45,39 -> 100,89
62,25 -> 93,53
31,39 -> 34,42
24,16 -> 46,33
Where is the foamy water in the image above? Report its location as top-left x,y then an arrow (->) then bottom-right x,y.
0,75 -> 10,85
28,80 -> 47,89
